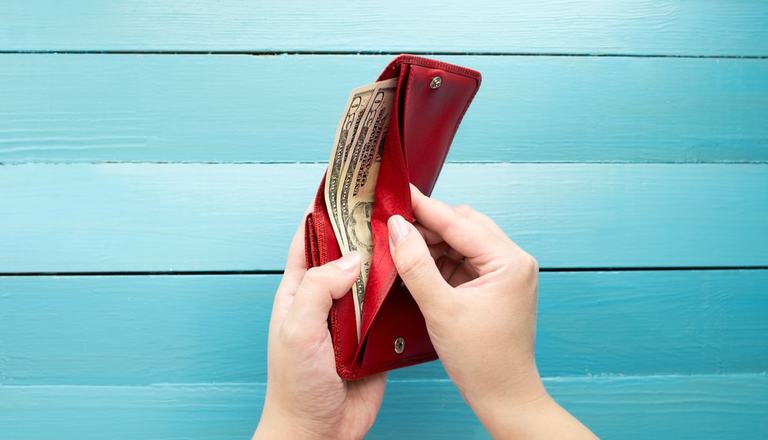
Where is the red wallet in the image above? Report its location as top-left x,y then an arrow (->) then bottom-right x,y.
304,54 -> 482,380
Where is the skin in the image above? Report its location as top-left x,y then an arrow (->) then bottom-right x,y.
252,224 -> 385,440
255,185 -> 596,439
387,185 -> 596,439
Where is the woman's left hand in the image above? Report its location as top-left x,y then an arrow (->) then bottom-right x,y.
253,216 -> 387,440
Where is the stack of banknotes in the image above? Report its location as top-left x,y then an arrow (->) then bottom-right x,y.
324,77 -> 397,337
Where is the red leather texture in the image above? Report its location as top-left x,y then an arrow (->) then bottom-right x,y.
304,55 -> 481,380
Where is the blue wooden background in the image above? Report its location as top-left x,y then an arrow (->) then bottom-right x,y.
1,1 -> 767,438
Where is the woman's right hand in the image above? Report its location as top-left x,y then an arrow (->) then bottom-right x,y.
387,184 -> 596,439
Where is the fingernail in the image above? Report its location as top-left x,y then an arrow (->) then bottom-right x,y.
388,215 -> 410,245
333,251 -> 360,272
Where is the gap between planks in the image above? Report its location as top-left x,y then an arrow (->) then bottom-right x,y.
0,50 -> 767,59
4,160 -> 768,165
2,266 -> 768,277
1,372 -> 764,389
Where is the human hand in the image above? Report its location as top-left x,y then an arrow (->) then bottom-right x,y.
387,185 -> 595,438
253,217 -> 386,440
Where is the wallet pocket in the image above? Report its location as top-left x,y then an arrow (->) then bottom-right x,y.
306,172 -> 360,377
306,64 -> 426,377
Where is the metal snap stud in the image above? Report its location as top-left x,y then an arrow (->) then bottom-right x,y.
430,76 -> 442,89
394,336 -> 405,354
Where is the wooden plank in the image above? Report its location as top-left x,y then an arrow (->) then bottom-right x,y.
0,163 -> 766,272
1,1 -> 767,55
1,271 -> 765,385
1,375 -> 765,439
1,54 -> 767,163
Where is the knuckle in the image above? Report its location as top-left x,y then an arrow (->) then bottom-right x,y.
515,253 -> 540,289
302,266 -> 326,286
453,204 -> 475,217
497,251 -> 539,282
512,251 -> 538,275
478,211 -> 499,228
497,243 -> 519,263
495,254 -> 518,274
524,253 -> 540,273
279,321 -> 306,346
443,214 -> 469,239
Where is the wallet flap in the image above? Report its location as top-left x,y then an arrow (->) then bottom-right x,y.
355,56 -> 482,364
357,64 -> 413,345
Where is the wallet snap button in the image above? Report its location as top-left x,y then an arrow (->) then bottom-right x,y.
394,336 -> 405,354
430,76 -> 442,89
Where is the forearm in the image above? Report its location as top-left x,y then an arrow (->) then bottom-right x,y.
472,389 -> 597,439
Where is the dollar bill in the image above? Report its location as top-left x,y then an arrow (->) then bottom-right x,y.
336,78 -> 397,336
324,77 -> 397,337
325,84 -> 375,252
341,78 -> 397,312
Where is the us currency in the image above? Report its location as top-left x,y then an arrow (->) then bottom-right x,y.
324,83 -> 376,252
324,78 -> 397,337
336,78 -> 397,336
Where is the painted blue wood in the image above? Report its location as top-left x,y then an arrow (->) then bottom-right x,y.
1,55 -> 766,163
1,375 -> 765,439
1,271 -> 765,385
1,1 -> 767,56
0,163 -> 765,272
0,1 -> 765,437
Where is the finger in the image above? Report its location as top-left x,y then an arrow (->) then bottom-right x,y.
452,203 -> 507,240
417,209 -> 501,266
281,220 -> 308,287
444,245 -> 466,263
348,371 -> 387,408
428,241 -> 450,261
284,252 -> 361,331
388,215 -> 452,310
284,200 -> 315,276
275,205 -> 314,313
421,222 -> 475,268
410,185 -> 507,263
271,202 -> 319,333
414,223 -> 443,246
436,256 -> 459,281
447,263 -> 480,287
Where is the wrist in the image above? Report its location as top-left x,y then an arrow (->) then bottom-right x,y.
462,361 -> 546,414
472,383 -> 597,439
253,404 -> 328,440
483,391 -> 557,438
460,362 -> 550,430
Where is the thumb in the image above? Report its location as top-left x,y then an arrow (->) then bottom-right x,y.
285,252 -> 361,331
388,215 -> 451,310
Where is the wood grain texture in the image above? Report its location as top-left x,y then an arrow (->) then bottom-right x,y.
2,1 -> 765,436
1,1 -> 767,55
1,375 -> 766,439
1,163 -> 766,272
1,54 -> 767,163
1,271 -> 765,385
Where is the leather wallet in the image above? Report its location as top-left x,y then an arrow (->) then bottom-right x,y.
304,54 -> 481,380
